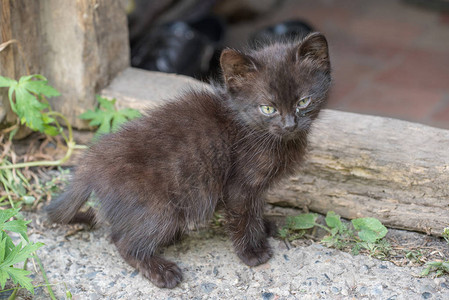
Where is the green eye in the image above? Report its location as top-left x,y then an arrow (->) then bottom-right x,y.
296,96 -> 312,111
260,105 -> 277,116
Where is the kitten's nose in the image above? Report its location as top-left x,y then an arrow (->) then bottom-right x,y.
283,115 -> 296,132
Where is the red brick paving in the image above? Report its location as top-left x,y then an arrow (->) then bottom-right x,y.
226,0 -> 449,129
440,12 -> 449,25
343,85 -> 445,120
375,50 -> 449,91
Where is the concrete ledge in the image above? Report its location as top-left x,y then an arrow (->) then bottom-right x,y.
101,67 -> 209,111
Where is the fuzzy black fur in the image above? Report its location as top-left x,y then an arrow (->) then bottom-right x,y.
47,32 -> 332,288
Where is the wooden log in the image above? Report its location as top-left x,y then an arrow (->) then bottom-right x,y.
267,109 -> 449,236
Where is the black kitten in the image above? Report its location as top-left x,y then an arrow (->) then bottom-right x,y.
47,32 -> 331,288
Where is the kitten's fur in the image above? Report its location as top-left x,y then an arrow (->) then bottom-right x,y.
47,33 -> 331,288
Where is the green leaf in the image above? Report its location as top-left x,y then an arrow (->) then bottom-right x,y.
427,261 -> 443,267
14,87 -> 49,132
0,208 -> 44,294
22,196 -> 36,205
0,76 -> 17,88
443,262 -> 449,273
287,213 -> 318,230
22,79 -> 60,97
95,113 -> 113,137
0,269 -> 8,290
0,238 -> 6,262
278,228 -> 289,239
3,74 -> 60,134
5,267 -> 34,293
330,227 -> 339,236
3,219 -> 31,242
78,109 -> 99,121
19,74 -> 45,83
0,242 -> 44,268
111,113 -> 127,132
43,124 -> 60,136
352,217 -> 388,243
443,227 -> 449,244
120,108 -> 142,119
321,235 -> 336,246
41,114 -> 56,124
325,211 -> 342,230
0,241 -> 21,267
421,265 -> 431,276
0,208 -> 19,224
3,219 -> 30,233
0,233 -> 15,259
351,243 -> 362,255
97,96 -> 116,112
79,96 -> 141,137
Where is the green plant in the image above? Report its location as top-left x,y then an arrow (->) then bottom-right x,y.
405,250 -> 424,264
421,261 -> 449,277
0,163 -> 68,209
0,74 -> 76,298
320,211 -> 355,250
0,74 -> 83,209
279,211 -> 389,258
79,96 -> 141,138
443,227 -> 449,244
0,75 -> 60,136
211,212 -> 225,228
0,75 -> 140,297
0,161 -> 32,207
0,74 -> 86,171
421,227 -> 449,277
0,208 -> 44,294
279,213 -> 321,241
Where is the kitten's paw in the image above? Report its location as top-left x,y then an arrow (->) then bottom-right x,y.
237,240 -> 273,267
141,256 -> 183,289
264,218 -> 278,237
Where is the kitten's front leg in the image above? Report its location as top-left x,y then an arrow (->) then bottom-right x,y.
226,192 -> 273,266
264,218 -> 278,237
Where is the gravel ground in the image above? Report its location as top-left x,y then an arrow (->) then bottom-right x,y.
5,211 -> 447,300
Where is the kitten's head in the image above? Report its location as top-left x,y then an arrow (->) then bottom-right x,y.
220,32 -> 331,140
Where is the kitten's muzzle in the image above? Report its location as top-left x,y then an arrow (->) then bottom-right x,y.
282,115 -> 296,132
283,124 -> 297,132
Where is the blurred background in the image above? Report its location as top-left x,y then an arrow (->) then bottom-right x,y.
128,0 -> 449,129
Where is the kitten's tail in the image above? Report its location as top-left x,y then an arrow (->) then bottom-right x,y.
46,176 -> 93,224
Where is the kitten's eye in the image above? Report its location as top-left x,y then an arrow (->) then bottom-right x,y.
296,96 -> 312,111
259,105 -> 277,116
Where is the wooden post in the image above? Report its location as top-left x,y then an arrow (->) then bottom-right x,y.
0,0 -> 130,129
0,0 -> 16,127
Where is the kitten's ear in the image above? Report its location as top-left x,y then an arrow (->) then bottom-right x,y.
220,49 -> 258,87
296,32 -> 330,69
